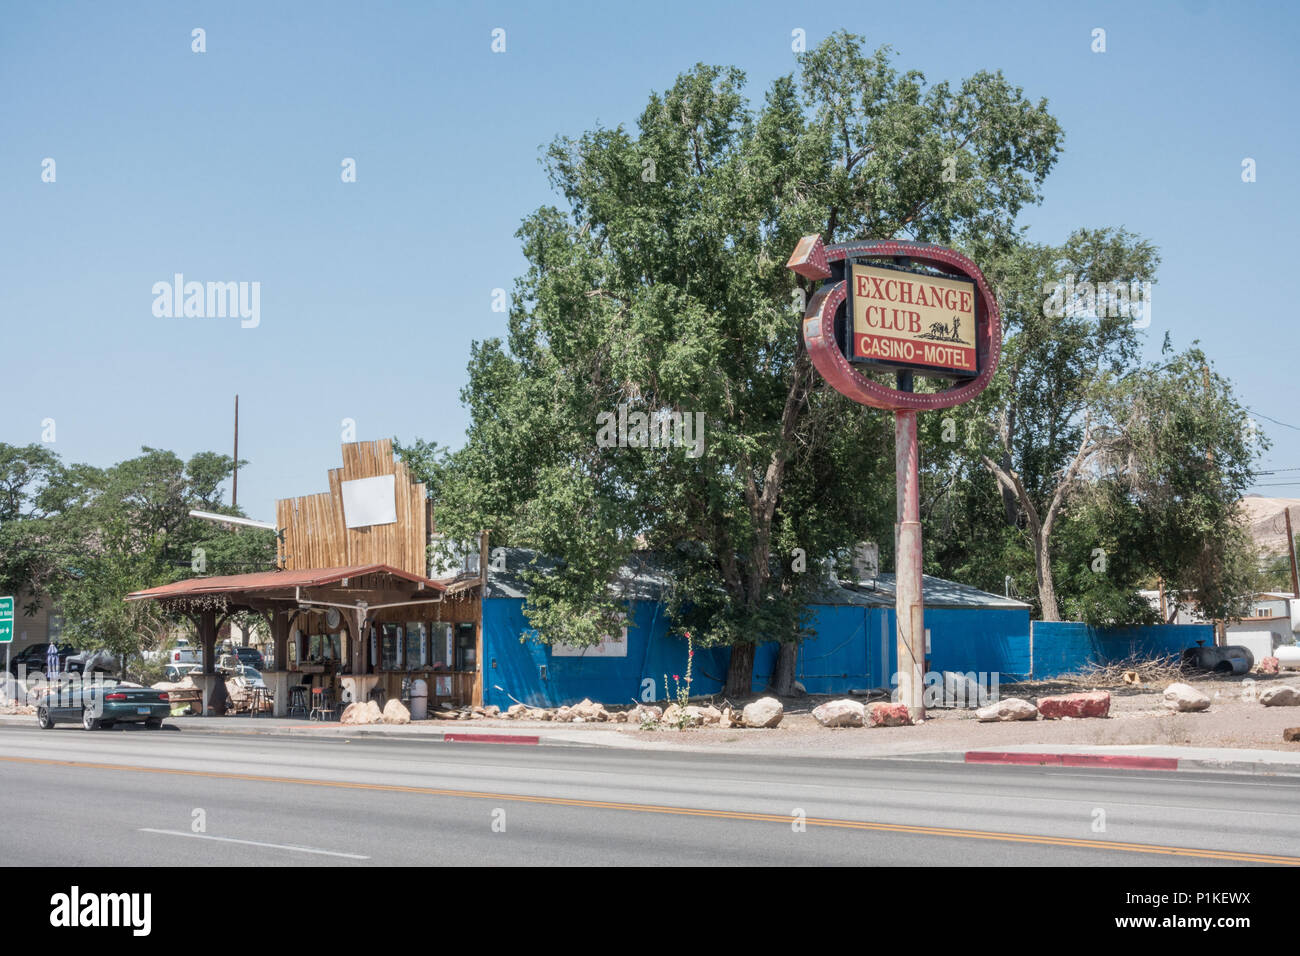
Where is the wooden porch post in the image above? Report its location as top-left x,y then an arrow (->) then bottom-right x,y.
272,611 -> 289,672
352,603 -> 368,678
198,609 -> 224,716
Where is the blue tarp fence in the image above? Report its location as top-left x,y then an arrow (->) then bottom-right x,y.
1028,621 -> 1215,679
482,597 -> 1214,707
482,597 -> 1033,708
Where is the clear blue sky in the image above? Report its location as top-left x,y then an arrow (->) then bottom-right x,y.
3,0 -> 1298,520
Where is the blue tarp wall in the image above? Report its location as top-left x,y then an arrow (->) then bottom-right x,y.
482,598 -> 730,709
1029,622 -> 1215,679
482,597 -> 1033,708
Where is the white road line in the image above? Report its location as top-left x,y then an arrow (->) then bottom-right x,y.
139,828 -> 369,859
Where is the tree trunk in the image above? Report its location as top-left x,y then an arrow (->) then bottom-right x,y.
767,641 -> 797,696
1034,534 -> 1060,621
999,451 -> 1019,526
724,641 -> 755,699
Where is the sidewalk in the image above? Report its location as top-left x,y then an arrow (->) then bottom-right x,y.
6,711 -> 1300,774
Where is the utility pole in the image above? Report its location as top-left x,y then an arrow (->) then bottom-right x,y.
232,394 -> 239,511
1285,506 -> 1300,603
1200,365 -> 1224,643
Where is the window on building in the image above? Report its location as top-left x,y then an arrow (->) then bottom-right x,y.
430,623 -> 453,669
380,624 -> 403,670
309,632 -> 340,660
405,622 -> 426,669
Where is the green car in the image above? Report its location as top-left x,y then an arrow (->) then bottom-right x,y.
36,678 -> 172,731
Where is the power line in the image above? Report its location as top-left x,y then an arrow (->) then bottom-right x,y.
1249,409 -> 1300,432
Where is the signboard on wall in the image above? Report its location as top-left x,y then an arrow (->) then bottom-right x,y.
552,627 -> 628,658
847,262 -> 977,376
341,474 -> 398,529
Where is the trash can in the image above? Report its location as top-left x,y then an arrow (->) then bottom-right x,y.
409,679 -> 428,721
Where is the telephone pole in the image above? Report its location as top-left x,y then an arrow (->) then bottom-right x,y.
1285,506 -> 1299,602
232,394 -> 239,510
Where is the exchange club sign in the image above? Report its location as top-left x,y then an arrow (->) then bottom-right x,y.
848,263 -> 977,376
787,236 -> 1000,412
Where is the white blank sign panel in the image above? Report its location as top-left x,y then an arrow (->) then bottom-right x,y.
341,474 -> 397,529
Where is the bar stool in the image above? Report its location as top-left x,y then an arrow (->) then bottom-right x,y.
248,686 -> 268,717
309,687 -> 335,721
288,685 -> 309,718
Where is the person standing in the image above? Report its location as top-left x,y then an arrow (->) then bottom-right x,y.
45,641 -> 58,679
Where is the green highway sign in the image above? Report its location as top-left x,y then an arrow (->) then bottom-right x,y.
0,596 -> 12,644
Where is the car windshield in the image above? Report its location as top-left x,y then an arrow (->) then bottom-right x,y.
239,666 -> 262,681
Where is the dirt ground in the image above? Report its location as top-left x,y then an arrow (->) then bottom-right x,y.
10,671 -> 1300,760
623,672 -> 1300,756
454,671 -> 1300,759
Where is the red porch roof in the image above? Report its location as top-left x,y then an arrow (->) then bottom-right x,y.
125,564 -> 449,601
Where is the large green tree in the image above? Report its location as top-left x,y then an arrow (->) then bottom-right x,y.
0,443 -> 276,663
926,224 -> 1263,623
415,31 -> 1063,696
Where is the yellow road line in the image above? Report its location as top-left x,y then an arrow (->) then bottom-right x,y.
3,753 -> 1294,865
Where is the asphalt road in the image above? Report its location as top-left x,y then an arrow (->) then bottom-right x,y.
2,724 -> 1299,866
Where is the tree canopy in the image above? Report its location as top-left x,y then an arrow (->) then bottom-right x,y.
412,31 -> 1067,695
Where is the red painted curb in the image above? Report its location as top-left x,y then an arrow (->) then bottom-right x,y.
442,733 -> 540,746
965,751 -> 1179,771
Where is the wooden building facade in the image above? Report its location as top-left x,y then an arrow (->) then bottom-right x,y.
127,440 -> 485,716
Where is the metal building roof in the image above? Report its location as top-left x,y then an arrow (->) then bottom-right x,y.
485,548 -> 1028,610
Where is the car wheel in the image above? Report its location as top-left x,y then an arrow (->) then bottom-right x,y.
37,707 -> 54,730
145,717 -> 163,729
81,709 -> 101,731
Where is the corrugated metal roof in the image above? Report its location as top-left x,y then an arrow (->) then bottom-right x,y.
125,564 -> 449,601
485,547 -> 1028,610
814,574 -> 1031,609
485,548 -> 670,601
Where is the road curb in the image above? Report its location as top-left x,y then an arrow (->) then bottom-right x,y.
965,751 -> 1179,771
956,750 -> 1300,776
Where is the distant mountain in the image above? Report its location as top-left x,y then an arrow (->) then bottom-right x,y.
1240,496 -> 1300,556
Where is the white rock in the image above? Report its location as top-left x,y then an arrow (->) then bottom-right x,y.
1260,685 -> 1300,707
628,704 -> 662,723
811,698 -> 866,727
1162,682 -> 1211,712
975,697 -> 1039,722
340,701 -> 383,725
381,698 -> 411,724
742,696 -> 784,728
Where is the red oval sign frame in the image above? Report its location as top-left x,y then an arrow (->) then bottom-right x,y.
793,238 -> 1001,411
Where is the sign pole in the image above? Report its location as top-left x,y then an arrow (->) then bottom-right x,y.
0,596 -> 12,703
789,235 -> 1000,722
895,408 -> 925,718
